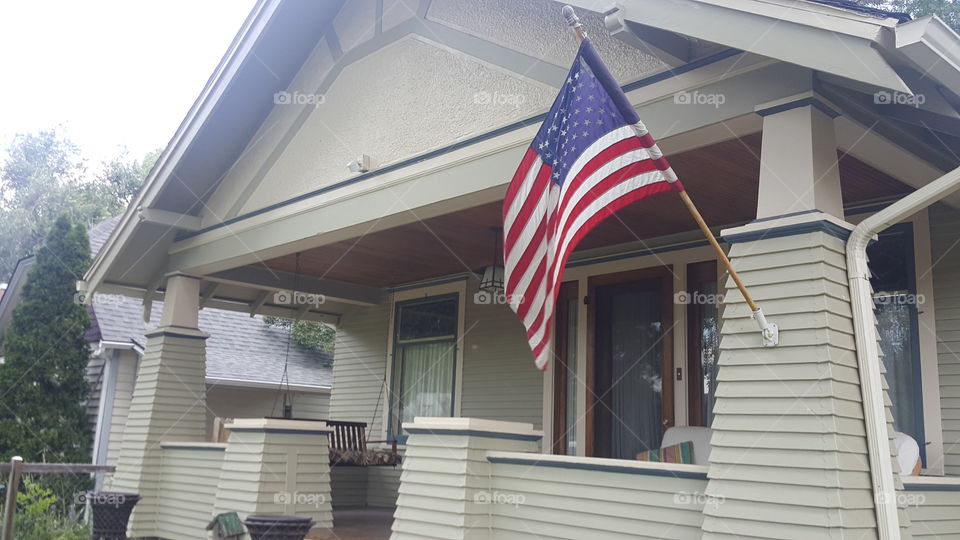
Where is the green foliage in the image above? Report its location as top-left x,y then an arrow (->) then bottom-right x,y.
8,478 -> 90,540
263,316 -> 336,354
850,0 -> 960,32
0,129 -> 159,279
0,216 -> 92,463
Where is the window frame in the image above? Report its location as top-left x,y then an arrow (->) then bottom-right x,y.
384,281 -> 466,439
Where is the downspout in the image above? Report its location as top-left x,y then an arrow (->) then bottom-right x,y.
848,165 -> 960,540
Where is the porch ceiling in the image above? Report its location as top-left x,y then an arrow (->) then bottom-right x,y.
257,133 -> 910,288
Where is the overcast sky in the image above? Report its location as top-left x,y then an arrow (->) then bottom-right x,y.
0,0 -> 257,165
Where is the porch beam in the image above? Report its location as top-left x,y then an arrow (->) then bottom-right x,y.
207,265 -> 383,306
565,0 -> 910,93
604,7 -> 691,67
137,207 -> 203,231
165,61 -> 818,276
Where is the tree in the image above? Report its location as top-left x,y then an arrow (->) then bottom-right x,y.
0,216 -> 92,462
263,317 -> 336,354
850,0 -> 960,32
0,129 -> 159,279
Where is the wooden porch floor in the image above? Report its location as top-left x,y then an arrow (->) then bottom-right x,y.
308,507 -> 394,540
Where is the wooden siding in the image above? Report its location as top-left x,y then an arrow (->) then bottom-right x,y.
903,481 -> 960,537
392,431 -> 540,540
155,446 -> 225,540
703,230 -> 909,539
205,385 -> 330,434
106,352 -> 137,467
109,333 -> 208,537
487,459 -> 708,539
330,303 -> 391,437
461,296 -> 544,430
930,204 -> 960,476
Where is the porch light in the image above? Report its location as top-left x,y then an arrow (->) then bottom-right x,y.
478,227 -> 505,295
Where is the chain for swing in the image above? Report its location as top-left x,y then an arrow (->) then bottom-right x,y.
273,252 -> 301,419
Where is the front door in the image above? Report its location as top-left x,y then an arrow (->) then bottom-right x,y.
587,267 -> 674,459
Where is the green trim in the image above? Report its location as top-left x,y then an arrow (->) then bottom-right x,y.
756,96 -> 840,119
487,456 -> 706,479
722,219 -> 852,244
406,428 -> 542,442
144,329 -> 208,340
227,428 -> 331,435
903,483 -> 960,492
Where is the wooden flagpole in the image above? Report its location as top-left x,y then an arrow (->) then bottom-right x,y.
562,5 -> 778,346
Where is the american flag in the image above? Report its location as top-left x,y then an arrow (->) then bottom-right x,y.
503,37 -> 684,370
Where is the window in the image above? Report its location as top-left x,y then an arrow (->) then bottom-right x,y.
687,261 -> 720,427
390,295 -> 458,435
868,223 -> 925,464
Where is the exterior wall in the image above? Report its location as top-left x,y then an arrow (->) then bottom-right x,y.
903,480 -> 960,537
106,350 -> 138,467
155,445 -> 226,540
461,294 -> 544,429
204,384 -> 330,434
329,284 -> 545,441
329,302 -> 392,437
208,0 -> 666,220
487,458 -> 708,539
929,203 -> 960,475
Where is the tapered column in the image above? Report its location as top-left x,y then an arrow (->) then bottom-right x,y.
108,274 -> 208,537
213,418 -> 334,533
700,214 -> 912,538
391,418 -> 542,540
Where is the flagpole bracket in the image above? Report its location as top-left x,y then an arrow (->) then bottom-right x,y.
753,308 -> 779,347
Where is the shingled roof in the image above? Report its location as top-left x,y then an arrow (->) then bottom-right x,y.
87,216 -> 332,389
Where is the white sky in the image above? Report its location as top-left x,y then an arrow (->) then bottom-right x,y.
0,0 -> 257,166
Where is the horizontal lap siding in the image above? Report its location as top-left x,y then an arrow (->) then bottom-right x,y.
461,298 -> 544,430
330,303 -> 390,438
704,232 -> 898,539
156,447 -> 225,540
205,385 -> 329,434
930,204 -> 960,475
906,488 -> 960,537
488,463 -> 707,540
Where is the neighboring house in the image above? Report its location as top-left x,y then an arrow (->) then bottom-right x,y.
76,0 -> 960,538
0,216 -> 332,487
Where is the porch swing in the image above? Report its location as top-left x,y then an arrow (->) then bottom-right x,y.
268,253 -> 400,468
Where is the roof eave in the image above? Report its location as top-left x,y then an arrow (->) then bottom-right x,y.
895,16 -> 960,97
82,0 -> 282,297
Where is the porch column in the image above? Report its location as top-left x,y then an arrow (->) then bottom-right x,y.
213,418 -> 334,533
108,273 -> 208,537
755,93 -> 844,219
700,92 -> 912,536
391,418 -> 542,540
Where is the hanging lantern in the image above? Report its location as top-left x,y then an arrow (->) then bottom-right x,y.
478,228 -> 505,295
